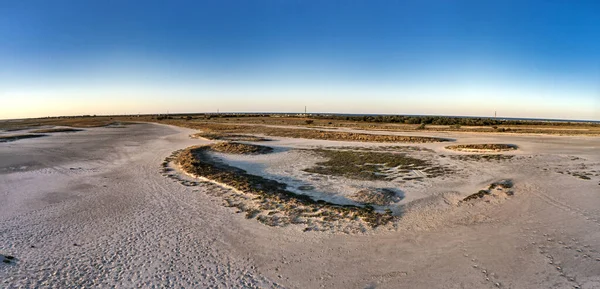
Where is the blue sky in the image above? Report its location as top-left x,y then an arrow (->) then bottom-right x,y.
1,1 -> 599,120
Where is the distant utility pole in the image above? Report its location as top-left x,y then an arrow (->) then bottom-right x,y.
495,111 -> 497,118
305,106 -> 307,114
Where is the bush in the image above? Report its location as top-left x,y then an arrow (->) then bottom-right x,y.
305,120 -> 314,125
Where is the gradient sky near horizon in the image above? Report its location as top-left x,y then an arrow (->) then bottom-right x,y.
1,1 -> 599,120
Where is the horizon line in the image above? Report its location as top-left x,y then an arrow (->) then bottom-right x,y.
2,112 -> 599,124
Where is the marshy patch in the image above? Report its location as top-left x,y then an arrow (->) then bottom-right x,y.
175,145 -> 396,232
303,149 -> 452,181
211,142 -> 274,155
30,128 -> 83,133
446,144 -> 518,152
350,188 -> 403,206
0,134 -> 46,143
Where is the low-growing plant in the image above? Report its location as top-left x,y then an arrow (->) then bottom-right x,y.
177,145 -> 396,229
304,149 -> 446,180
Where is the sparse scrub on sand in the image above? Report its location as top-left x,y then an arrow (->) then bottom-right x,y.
449,154 -> 515,162
462,180 -> 515,202
183,123 -> 450,143
317,145 -> 435,153
176,145 -> 395,230
190,132 -> 271,142
446,144 -> 518,152
0,134 -> 46,143
350,188 -> 401,206
304,149 -> 450,180
211,142 -> 274,155
30,128 -> 83,133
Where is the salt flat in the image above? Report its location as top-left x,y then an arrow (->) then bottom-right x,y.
1,123 -> 600,288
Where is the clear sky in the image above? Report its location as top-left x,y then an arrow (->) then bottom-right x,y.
1,1 -> 599,120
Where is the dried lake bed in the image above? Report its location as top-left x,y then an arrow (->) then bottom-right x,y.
1,123 -> 600,288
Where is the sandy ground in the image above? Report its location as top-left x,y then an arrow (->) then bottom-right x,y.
1,123 -> 600,288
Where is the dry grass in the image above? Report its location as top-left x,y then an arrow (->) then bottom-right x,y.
191,132 -> 270,142
4,115 -> 600,136
211,142 -> 273,155
157,116 -> 600,136
0,116 -> 134,131
317,145 -> 435,152
179,122 -> 450,143
446,144 -> 518,152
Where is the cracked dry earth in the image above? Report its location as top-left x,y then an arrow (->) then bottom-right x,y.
1,123 -> 600,288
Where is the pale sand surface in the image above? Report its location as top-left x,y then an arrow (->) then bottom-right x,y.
1,123 -> 600,288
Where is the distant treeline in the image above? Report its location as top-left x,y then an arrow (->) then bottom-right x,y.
309,115 -> 596,126
154,113 -> 272,120
38,113 -> 596,127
